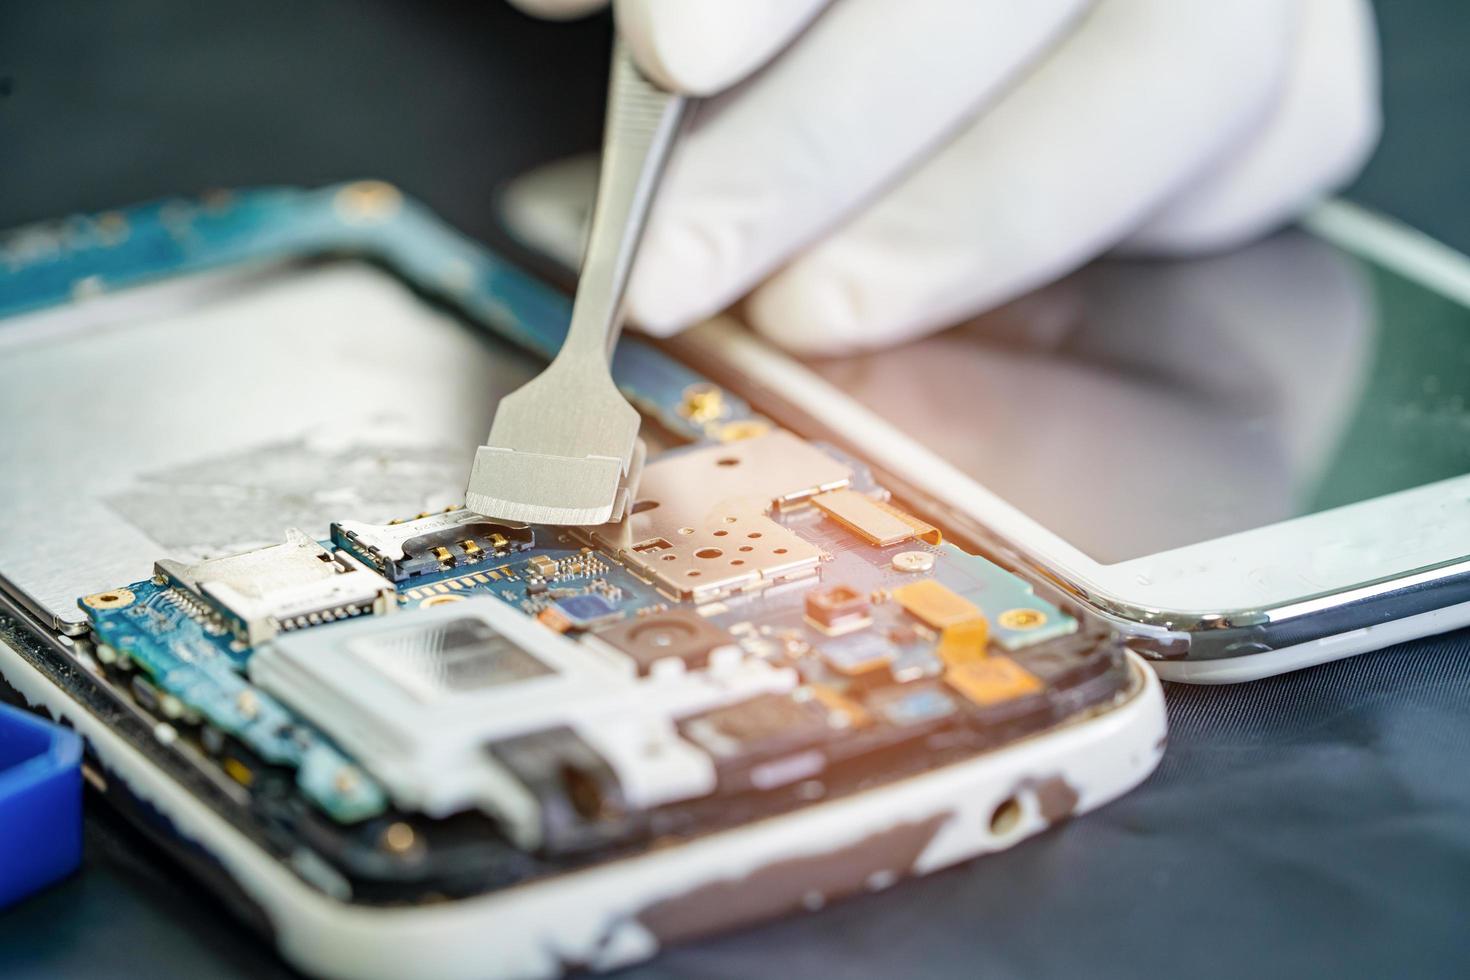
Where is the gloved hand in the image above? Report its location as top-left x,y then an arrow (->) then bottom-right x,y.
509,0 -> 1380,355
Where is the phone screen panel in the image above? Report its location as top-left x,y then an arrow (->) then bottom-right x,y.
798,229 -> 1470,564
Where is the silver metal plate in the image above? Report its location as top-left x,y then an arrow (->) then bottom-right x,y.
588,430 -> 852,602
0,261 -> 547,631
347,616 -> 556,704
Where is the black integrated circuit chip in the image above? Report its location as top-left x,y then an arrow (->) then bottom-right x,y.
681,693 -> 838,792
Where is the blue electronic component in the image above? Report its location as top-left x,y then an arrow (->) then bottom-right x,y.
84,580 -> 386,823
0,702 -> 83,909
552,594 -> 622,629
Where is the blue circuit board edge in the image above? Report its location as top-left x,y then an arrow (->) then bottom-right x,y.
83,577 -> 388,822
0,182 -> 760,446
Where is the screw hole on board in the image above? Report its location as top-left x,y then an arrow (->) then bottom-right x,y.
989,796 -> 1023,836
747,532 -> 762,539
998,608 -> 1047,631
716,457 -> 740,467
687,570 -> 701,578
713,530 -> 728,537
773,548 -> 788,555
739,546 -> 753,553
695,548 -> 723,559
83,588 -> 136,610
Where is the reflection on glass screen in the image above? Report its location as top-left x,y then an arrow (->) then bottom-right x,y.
802,230 -> 1470,563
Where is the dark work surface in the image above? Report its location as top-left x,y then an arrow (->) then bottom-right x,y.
2,2 -> 1469,978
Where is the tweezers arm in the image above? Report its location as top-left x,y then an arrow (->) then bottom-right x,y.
467,42 -> 685,526
556,42 -> 688,366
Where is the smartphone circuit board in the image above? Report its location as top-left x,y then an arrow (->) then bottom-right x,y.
77,425 -> 1131,904
0,185 -> 1160,973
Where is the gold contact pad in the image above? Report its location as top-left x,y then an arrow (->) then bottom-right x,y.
937,620 -> 989,666
945,657 -> 1043,706
892,579 -> 979,629
811,489 -> 941,547
892,579 -> 989,663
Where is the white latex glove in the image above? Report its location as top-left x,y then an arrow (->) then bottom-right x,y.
509,0 -> 1380,355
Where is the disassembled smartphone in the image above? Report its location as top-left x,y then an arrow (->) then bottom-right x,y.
503,158 -> 1470,684
0,184 -> 1165,979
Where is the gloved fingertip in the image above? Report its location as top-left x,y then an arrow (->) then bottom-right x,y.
616,0 -> 828,96
615,3 -> 737,95
625,293 -> 687,338
506,0 -> 609,22
625,227 -> 718,337
745,272 -> 874,358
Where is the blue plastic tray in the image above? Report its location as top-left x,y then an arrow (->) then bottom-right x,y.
0,702 -> 83,908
